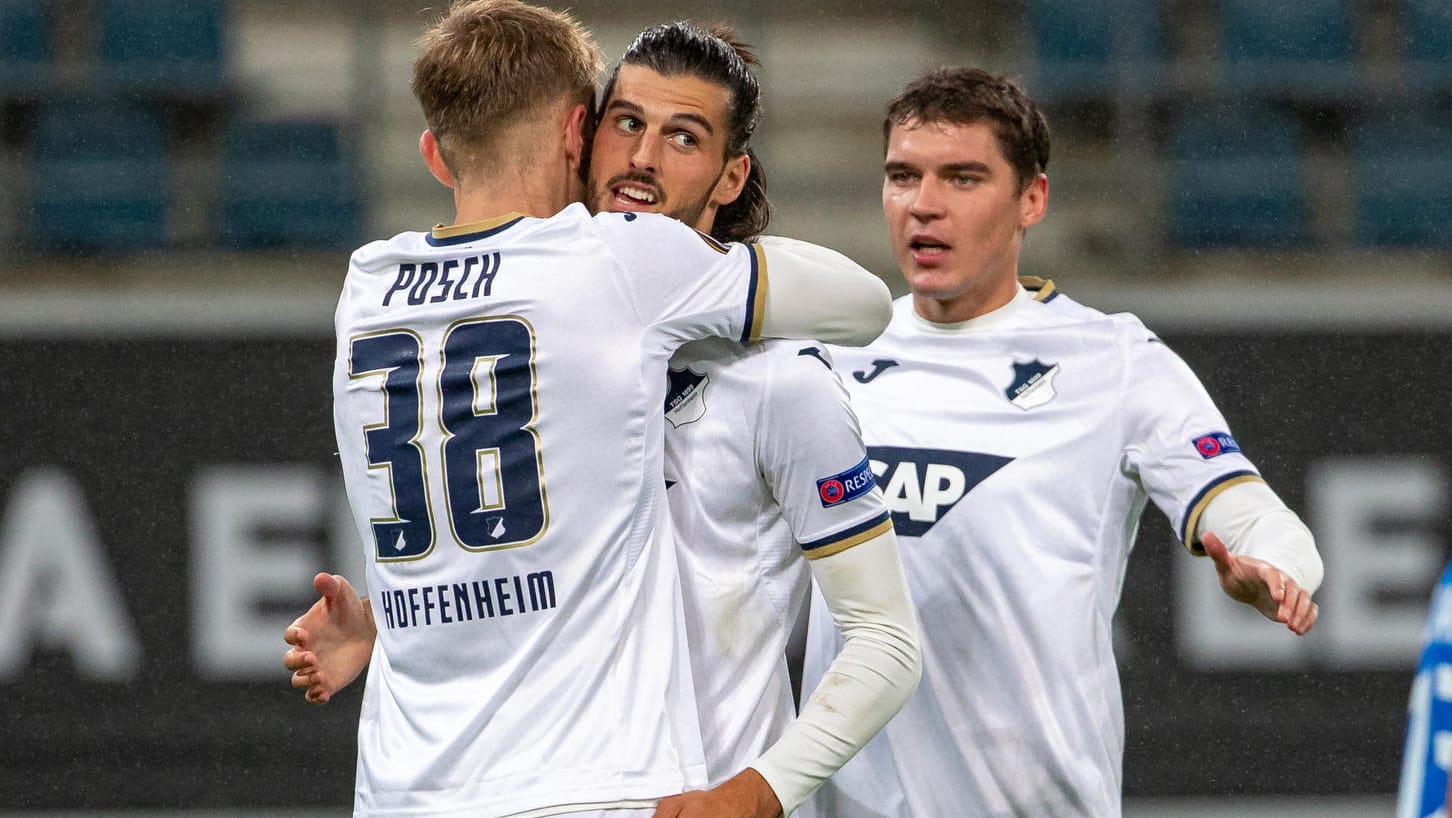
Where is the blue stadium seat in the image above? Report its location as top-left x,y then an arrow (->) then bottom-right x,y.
1169,105 -> 1309,248
1351,110 -> 1452,247
0,0 -> 52,95
1404,0 -> 1452,91
1026,0 -> 1163,99
96,0 -> 226,93
1220,0 -> 1358,95
29,100 -> 171,251
218,119 -> 363,249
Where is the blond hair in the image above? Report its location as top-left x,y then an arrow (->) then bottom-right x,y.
412,0 -> 602,177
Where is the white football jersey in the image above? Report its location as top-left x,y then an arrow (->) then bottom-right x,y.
333,204 -> 767,818
662,337 -> 891,785
803,281 -> 1264,818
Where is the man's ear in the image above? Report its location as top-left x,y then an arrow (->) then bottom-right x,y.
563,102 -> 590,175
419,130 -> 455,189
711,152 -> 751,207
1019,172 -> 1048,229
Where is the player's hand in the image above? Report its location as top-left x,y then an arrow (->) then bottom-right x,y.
283,572 -> 376,704
652,768 -> 783,818
1202,531 -> 1318,635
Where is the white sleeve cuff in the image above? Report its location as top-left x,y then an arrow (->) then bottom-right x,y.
749,528 -> 921,814
1196,480 -> 1324,594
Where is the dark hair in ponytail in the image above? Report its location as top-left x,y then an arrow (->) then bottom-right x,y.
602,21 -> 771,241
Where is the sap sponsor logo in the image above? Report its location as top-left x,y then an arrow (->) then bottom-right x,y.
816,456 -> 876,508
867,446 -> 1013,537
664,366 -> 710,428
1192,432 -> 1241,459
1005,358 -> 1059,410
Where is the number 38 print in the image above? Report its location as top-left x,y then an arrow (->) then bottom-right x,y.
347,316 -> 548,561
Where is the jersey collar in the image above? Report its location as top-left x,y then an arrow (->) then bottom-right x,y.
427,212 -> 527,247
1020,275 -> 1059,302
910,285 -> 1033,335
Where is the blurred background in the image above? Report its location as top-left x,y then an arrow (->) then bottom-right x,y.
1,0 -> 1448,815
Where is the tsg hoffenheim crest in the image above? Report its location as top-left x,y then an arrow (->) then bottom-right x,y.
665,366 -> 710,428
1005,358 -> 1059,410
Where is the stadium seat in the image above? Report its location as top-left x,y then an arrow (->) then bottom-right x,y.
1351,110 -> 1452,247
96,0 -> 227,93
1403,0 -> 1452,91
29,100 -> 171,251
0,0 -> 52,95
1026,0 -> 1163,99
217,119 -> 363,249
1169,104 -> 1309,248
1219,0 -> 1358,95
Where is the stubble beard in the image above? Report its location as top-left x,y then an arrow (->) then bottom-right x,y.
586,165 -> 724,234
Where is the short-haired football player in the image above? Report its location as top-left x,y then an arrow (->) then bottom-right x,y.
313,2 -> 894,817
800,67 -> 1325,818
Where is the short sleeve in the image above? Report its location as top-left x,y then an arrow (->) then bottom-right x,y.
755,344 -> 893,560
1119,322 -> 1263,553
594,211 -> 766,345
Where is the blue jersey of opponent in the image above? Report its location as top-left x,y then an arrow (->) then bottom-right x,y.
1398,561 -> 1452,818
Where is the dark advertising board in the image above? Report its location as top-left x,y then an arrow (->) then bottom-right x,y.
0,299 -> 1442,808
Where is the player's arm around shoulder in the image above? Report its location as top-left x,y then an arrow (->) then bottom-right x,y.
588,215 -> 889,348
753,235 -> 892,348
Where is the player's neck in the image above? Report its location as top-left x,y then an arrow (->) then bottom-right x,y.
912,273 -> 1020,325
452,191 -> 565,224
452,172 -> 578,224
449,120 -> 583,224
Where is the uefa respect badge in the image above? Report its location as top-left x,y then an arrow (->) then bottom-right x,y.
817,456 -> 877,507
1192,431 -> 1241,459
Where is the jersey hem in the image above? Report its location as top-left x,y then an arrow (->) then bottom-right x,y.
355,766 -> 703,818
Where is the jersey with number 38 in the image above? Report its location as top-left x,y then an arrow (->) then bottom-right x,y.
332,204 -> 767,818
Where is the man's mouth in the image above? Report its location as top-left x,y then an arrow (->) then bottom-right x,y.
909,236 -> 950,257
604,175 -> 664,210
614,184 -> 659,205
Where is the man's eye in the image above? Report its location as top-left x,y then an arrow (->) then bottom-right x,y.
886,171 -> 915,184
617,116 -> 643,132
669,131 -> 698,148
953,174 -> 979,186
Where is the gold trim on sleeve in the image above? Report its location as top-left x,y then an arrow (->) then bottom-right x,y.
1183,474 -> 1266,555
804,518 -> 893,561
